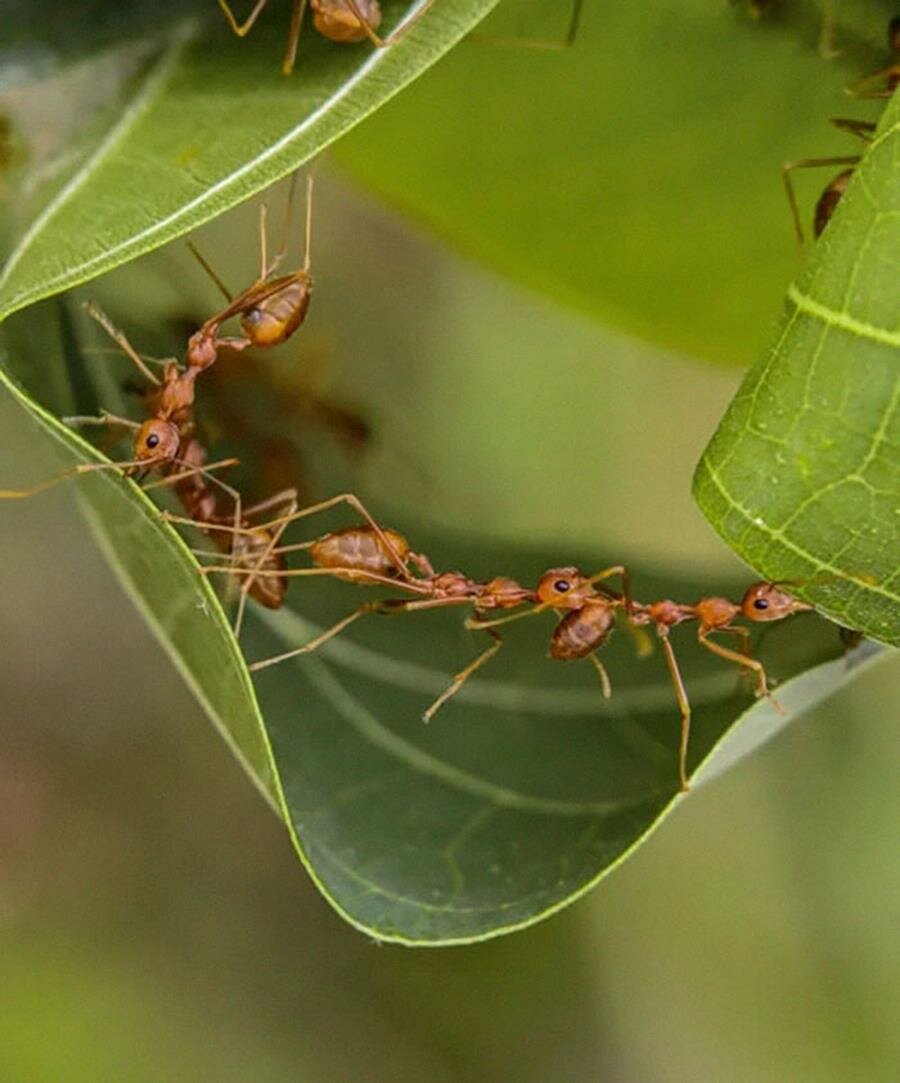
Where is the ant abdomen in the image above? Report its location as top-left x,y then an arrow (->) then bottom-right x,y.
236,529 -> 288,609
313,0 -> 383,43
550,601 -> 615,660
239,275 -> 312,348
813,168 -> 854,237
310,525 -> 410,579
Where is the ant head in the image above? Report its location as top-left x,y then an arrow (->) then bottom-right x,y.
536,567 -> 590,608
134,419 -> 180,464
740,582 -> 812,622
186,330 -> 217,370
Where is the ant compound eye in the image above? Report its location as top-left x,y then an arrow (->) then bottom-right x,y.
554,580 -> 570,594
753,598 -> 769,611
245,308 -> 263,325
146,433 -> 160,450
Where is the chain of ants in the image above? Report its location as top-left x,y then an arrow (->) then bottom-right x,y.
2,27 -> 894,792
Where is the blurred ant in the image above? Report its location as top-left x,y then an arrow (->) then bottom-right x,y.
846,15 -> 900,98
782,16 -> 900,244
186,173 -> 314,372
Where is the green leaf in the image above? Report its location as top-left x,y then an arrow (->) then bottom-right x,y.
0,0 -> 501,322
1,297 -> 884,944
694,91 -> 900,646
243,581 -> 881,943
0,304 -> 281,811
333,0 -> 892,365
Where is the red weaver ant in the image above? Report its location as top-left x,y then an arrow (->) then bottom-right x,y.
186,174 -> 314,372
216,1 -> 437,76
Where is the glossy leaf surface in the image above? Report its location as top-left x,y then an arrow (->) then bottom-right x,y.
0,0 -> 501,321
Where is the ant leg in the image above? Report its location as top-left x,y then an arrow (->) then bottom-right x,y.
470,0 -> 584,50
829,117 -> 876,142
143,457 -> 239,492
242,488 -> 299,520
0,455 -> 163,500
217,0 -> 270,37
302,172 -> 314,274
83,301 -> 161,386
343,0 -> 436,48
258,201 -> 270,282
64,410 -> 141,432
845,64 -> 899,99
657,630 -> 692,792
423,628 -> 503,722
282,0 -> 309,76
587,652 -> 612,699
249,601 -> 383,670
818,0 -> 840,59
584,564 -> 634,615
201,565 -> 426,595
186,241 -> 234,302
781,156 -> 860,246
698,630 -> 785,715
712,625 -> 754,682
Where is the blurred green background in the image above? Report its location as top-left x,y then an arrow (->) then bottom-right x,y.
2,162 -> 898,1078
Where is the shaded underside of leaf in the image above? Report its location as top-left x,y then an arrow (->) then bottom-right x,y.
694,93 -> 900,645
241,552 -> 878,943
0,0 -> 501,322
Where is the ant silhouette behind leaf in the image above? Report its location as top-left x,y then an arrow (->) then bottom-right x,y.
186,173 -> 315,372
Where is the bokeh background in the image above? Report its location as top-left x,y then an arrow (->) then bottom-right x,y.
1,166 -> 898,1079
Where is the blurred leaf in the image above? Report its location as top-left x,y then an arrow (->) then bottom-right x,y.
694,91 -> 900,646
334,0 -> 893,365
0,0 -> 501,322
